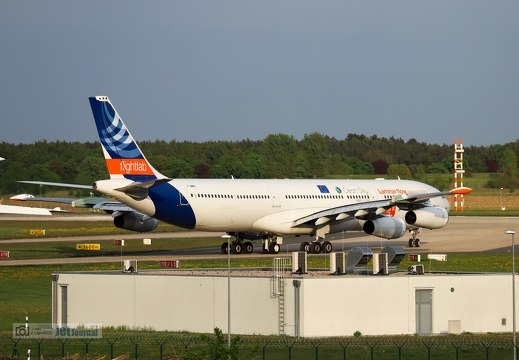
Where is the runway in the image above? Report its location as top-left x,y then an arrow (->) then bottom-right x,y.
0,216 -> 518,266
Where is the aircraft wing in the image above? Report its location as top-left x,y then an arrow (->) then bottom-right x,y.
293,187 -> 472,227
394,186 -> 472,204
293,199 -> 393,226
0,204 -> 52,216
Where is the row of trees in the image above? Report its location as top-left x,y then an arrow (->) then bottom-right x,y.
0,133 -> 517,195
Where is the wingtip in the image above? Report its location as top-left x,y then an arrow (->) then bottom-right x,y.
450,187 -> 473,195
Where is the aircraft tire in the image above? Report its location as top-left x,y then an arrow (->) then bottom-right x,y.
232,242 -> 243,254
300,242 -> 310,253
311,242 -> 321,254
269,242 -> 280,254
221,242 -> 229,254
243,242 -> 253,254
322,241 -> 333,253
408,239 -> 414,248
415,239 -> 420,248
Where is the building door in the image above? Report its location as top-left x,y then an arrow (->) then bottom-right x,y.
61,286 -> 68,327
416,289 -> 432,335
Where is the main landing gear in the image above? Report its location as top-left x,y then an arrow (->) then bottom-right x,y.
408,229 -> 421,248
262,235 -> 282,254
220,235 -> 283,255
299,238 -> 333,254
220,240 -> 254,255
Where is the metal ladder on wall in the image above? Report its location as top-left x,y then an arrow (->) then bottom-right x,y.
272,257 -> 291,335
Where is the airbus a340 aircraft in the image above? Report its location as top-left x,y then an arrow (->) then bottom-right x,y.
22,96 -> 471,254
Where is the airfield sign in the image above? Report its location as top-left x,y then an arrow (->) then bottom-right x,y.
76,244 -> 101,251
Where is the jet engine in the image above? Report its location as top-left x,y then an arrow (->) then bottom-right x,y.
113,212 -> 159,232
363,216 -> 406,239
405,207 -> 449,229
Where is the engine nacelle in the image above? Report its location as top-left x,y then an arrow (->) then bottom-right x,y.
113,212 -> 159,232
363,216 -> 406,239
405,207 -> 449,229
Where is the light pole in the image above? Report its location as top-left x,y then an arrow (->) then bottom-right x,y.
221,234 -> 232,349
506,229 -> 516,360
501,188 -> 504,210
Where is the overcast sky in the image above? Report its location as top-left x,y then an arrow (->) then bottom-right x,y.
1,1 -> 518,146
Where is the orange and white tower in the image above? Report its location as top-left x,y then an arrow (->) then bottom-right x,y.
453,139 -> 465,211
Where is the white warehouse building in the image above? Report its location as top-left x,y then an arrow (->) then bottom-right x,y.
52,264 -> 516,337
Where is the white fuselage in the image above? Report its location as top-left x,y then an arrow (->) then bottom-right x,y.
99,177 -> 449,236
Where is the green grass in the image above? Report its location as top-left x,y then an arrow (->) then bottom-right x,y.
0,219 -> 183,239
1,237 -> 225,260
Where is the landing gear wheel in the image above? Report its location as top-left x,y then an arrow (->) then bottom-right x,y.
408,238 -> 421,248
300,242 -> 310,253
221,242 -> 229,254
322,241 -> 333,253
243,242 -> 254,254
269,242 -> 280,254
231,242 -> 243,254
311,242 -> 322,254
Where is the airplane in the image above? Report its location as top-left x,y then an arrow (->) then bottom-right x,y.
0,158 -> 52,215
21,96 -> 472,254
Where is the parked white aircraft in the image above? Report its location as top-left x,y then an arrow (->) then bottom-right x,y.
0,158 -> 51,215
21,96 -> 472,254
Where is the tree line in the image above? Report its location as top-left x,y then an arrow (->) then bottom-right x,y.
0,133 -> 517,195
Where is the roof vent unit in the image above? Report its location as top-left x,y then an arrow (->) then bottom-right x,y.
123,259 -> 138,273
381,246 -> 406,273
373,252 -> 389,275
330,252 -> 346,275
346,247 -> 373,275
292,251 -> 307,274
408,264 -> 425,275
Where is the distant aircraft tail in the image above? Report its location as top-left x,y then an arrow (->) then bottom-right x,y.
88,96 -> 166,181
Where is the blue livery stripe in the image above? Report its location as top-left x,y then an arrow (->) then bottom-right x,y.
317,185 -> 330,193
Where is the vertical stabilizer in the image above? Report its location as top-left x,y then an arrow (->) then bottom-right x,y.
89,96 -> 165,181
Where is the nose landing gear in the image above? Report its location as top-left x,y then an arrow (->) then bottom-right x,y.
408,229 -> 421,248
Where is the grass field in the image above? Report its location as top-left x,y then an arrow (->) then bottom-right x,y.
0,219 -> 184,239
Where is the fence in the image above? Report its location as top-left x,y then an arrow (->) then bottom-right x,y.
0,332 -> 516,360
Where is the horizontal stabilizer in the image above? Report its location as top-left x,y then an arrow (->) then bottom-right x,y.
18,180 -> 93,190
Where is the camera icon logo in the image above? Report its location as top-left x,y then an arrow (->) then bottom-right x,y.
14,325 -> 29,337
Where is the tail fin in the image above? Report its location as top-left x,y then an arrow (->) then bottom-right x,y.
89,96 -> 166,181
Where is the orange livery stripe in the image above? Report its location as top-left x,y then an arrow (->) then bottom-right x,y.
105,159 -> 154,175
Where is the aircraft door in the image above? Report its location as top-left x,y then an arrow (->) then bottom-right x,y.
269,187 -> 281,207
179,187 -> 190,206
368,187 -> 378,200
